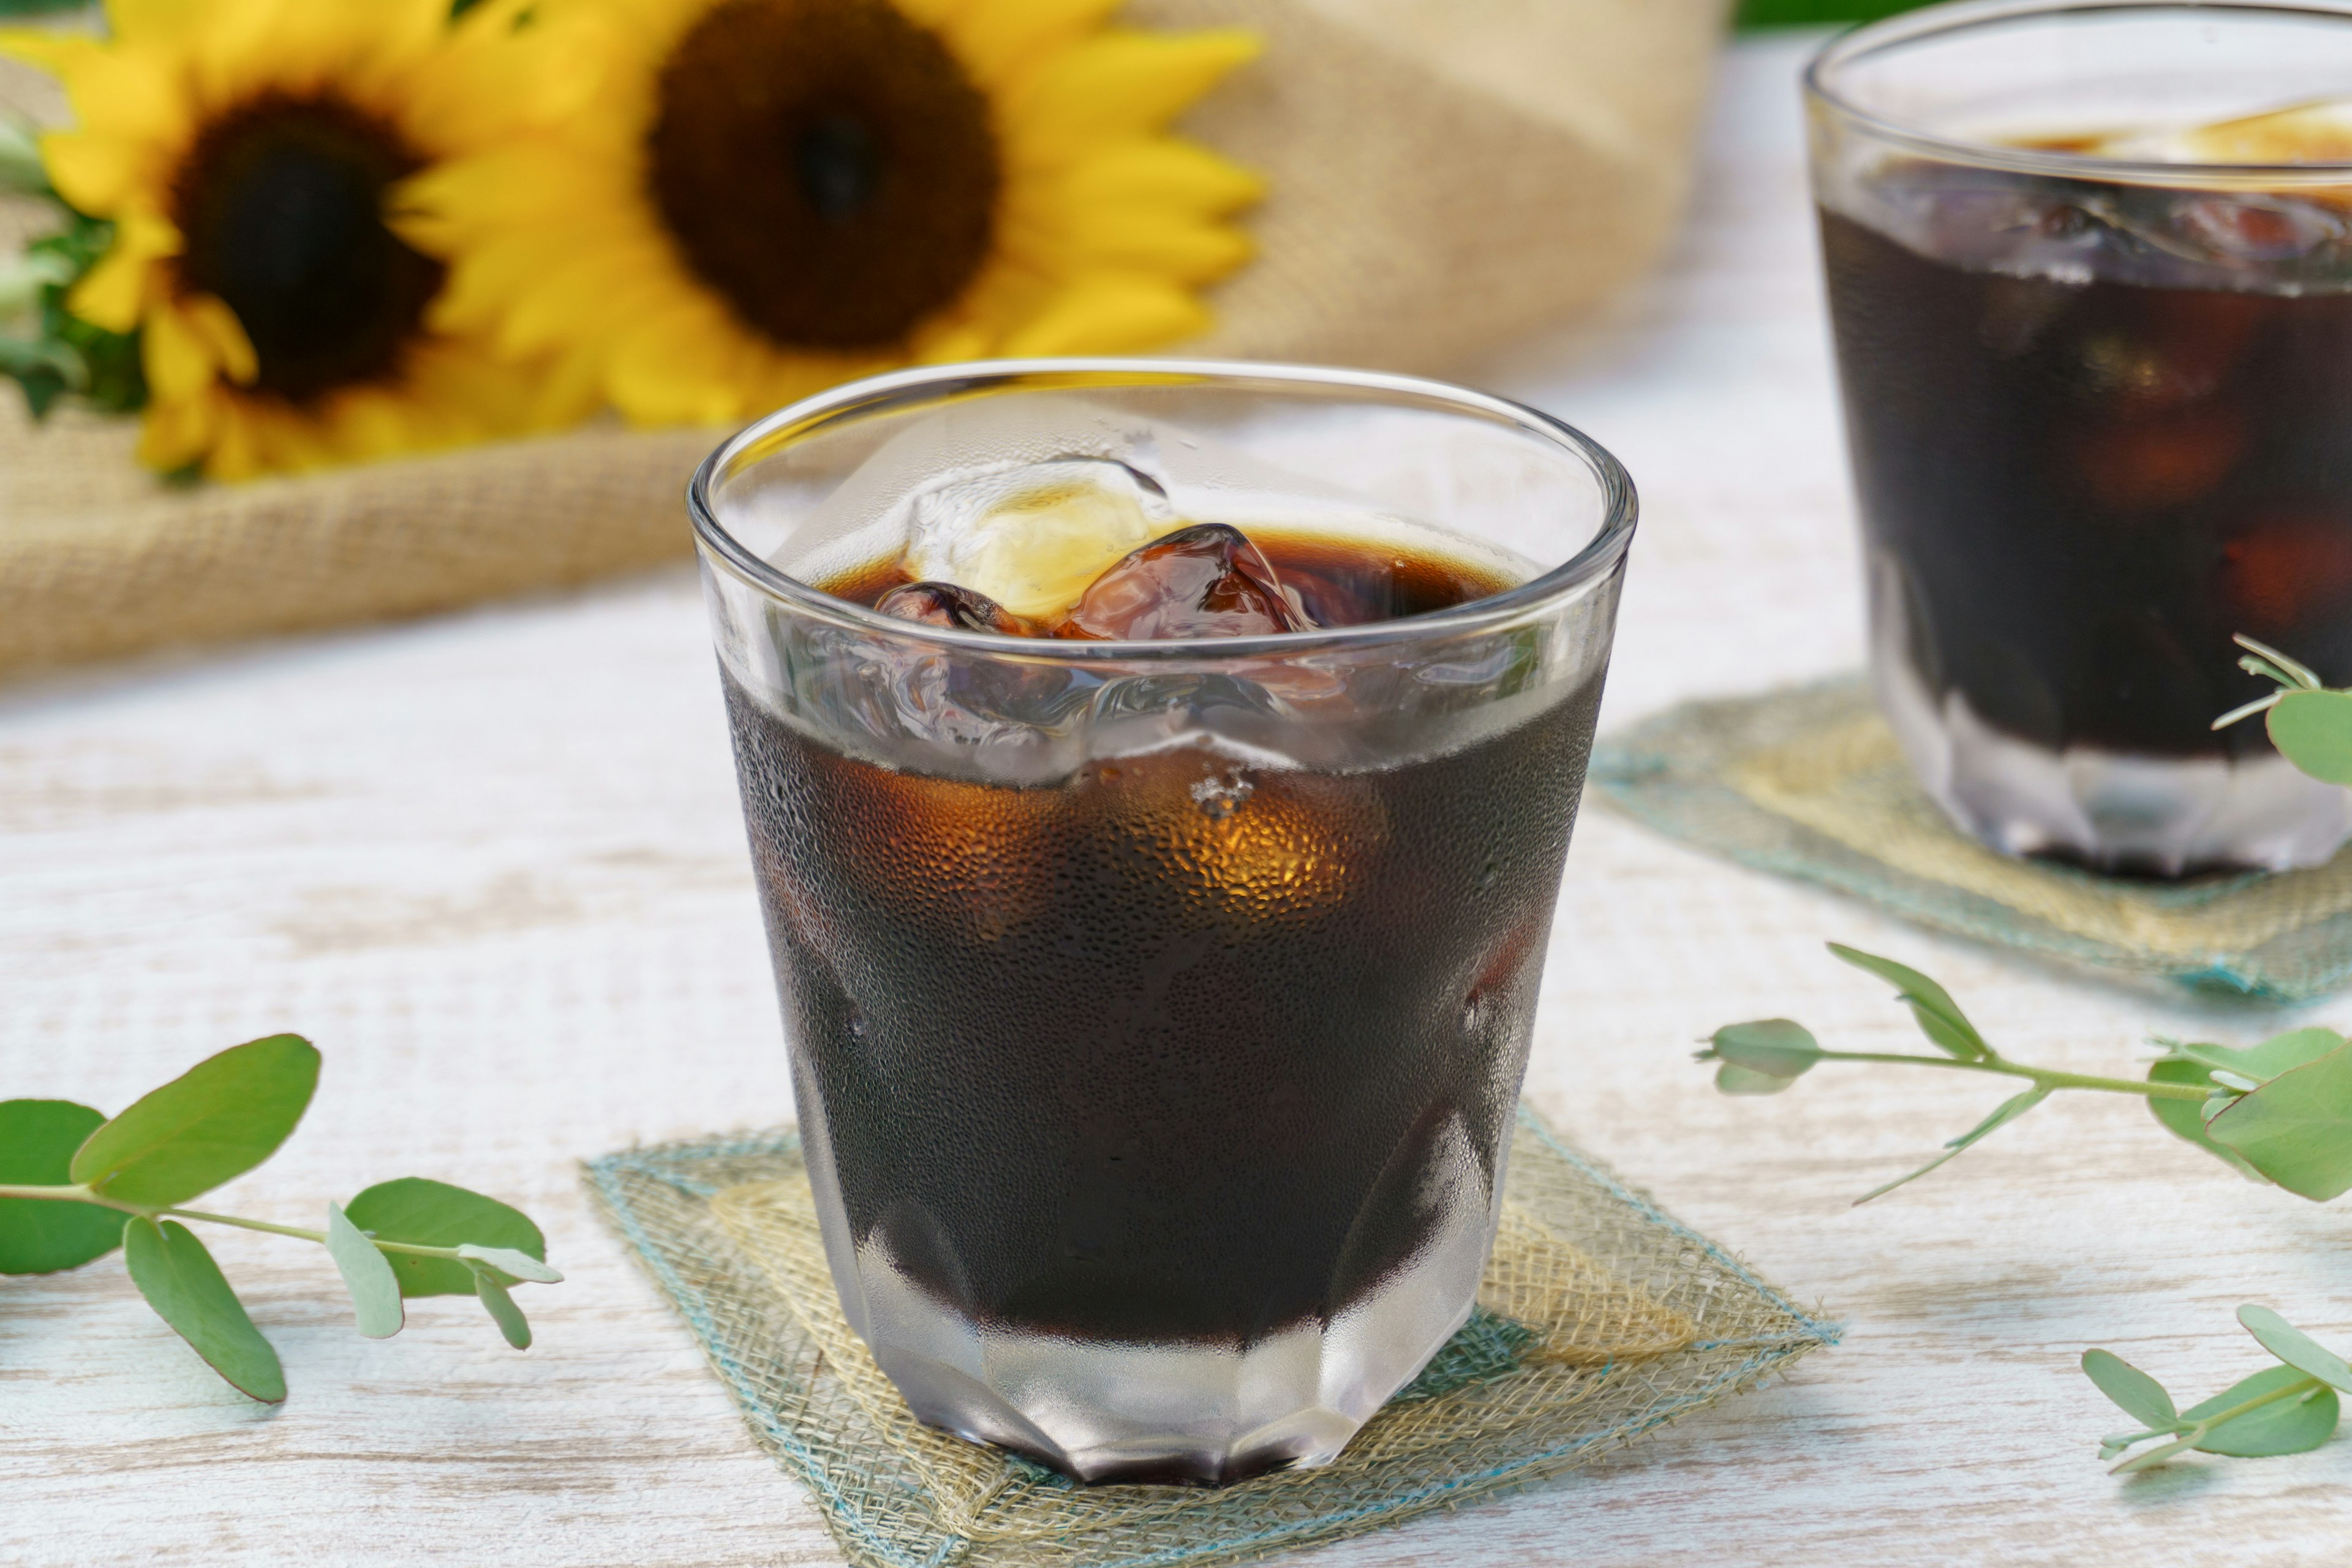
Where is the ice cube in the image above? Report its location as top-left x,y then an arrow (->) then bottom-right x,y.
902,459 -> 1177,622
875,581 -> 1032,635
2095,100 -> 2352,164
1061,524 -> 1313,641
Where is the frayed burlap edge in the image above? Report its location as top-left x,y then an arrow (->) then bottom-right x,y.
1589,676 -> 2352,1001
583,1103 -> 1836,1568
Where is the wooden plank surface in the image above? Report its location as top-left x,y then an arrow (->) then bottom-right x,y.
5,34 -> 2346,1567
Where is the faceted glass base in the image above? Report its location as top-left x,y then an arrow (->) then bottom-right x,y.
804,1117 -> 1505,1485
1874,623 -> 2352,876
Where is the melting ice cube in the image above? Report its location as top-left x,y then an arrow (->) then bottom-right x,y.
902,459 -> 1178,622
875,580 -> 1032,635
1062,523 -> 1312,641
2093,99 -> 2352,164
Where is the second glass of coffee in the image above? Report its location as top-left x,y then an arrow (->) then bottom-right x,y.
693,362 -> 1633,1483
1811,0 -> 2352,873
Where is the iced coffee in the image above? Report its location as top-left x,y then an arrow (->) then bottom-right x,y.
692,364 -> 1634,1483
1810,2 -> 2352,873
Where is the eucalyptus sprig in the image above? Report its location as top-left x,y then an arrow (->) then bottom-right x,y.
1700,943 -> 2352,1204
0,1035 -> 561,1403
2086,1307 -> 2350,1472
2212,633 -> 2352,784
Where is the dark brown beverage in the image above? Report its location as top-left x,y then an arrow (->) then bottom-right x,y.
1824,175 -> 2352,760
1818,146 -> 2352,872
724,530 -> 1599,1360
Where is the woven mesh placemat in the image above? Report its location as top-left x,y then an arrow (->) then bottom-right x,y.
584,1104 -> 1834,1568
1590,676 -> 2352,1001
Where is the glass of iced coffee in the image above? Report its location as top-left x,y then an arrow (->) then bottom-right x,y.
1811,0 -> 2352,874
690,361 -> 1633,1483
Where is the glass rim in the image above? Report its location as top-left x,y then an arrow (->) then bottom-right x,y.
1805,0 -> 2352,186
687,357 -> 1638,664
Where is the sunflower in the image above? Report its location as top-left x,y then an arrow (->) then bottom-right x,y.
403,0 -> 1262,426
1,0 -> 587,478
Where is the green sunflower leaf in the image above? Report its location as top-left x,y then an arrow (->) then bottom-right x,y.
122,1217 -> 286,1403
70,1035 -> 320,1207
344,1178 -> 545,1298
0,1099 -> 122,1275
2267,689 -> 2352,786
1826,943 -> 1989,1060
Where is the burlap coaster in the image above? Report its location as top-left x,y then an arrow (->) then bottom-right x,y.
1591,676 -> 2352,1001
584,1104 -> 1834,1568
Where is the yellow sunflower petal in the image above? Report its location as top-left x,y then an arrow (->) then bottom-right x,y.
141,300 -> 221,404
608,301 -> 762,425
1012,208 -> 1253,283
1004,29 -> 1260,146
1054,139 -> 1264,214
106,0 -> 205,50
183,293 -> 260,386
893,0 -> 973,30
0,28 -> 99,75
997,274 -> 1209,356
944,0 -> 1120,85
39,132 -> 141,216
203,402 -> 266,481
66,209 -> 181,331
137,384 -> 218,470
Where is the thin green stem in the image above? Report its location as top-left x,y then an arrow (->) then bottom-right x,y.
1811,1050 -> 2211,1102
156,1207 -> 471,1261
0,1182 -> 141,1212
0,1185 -> 482,1264
158,1207 -> 326,1243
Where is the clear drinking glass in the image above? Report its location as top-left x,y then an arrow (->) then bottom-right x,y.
1809,0 -> 2352,874
690,360 -> 1634,1483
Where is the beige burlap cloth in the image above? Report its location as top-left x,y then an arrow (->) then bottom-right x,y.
1591,677 -> 2352,1002
583,1103 -> 1834,1568
0,1 -> 1725,680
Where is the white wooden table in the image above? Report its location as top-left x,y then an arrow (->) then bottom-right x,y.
6,34 -> 2347,1566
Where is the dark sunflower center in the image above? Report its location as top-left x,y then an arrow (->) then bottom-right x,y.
648,0 -> 1001,351
172,94 -> 442,403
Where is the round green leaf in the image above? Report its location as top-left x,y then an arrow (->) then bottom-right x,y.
473,1270 -> 533,1350
2204,1041 -> 2352,1200
456,1244 -> 563,1285
2267,689 -> 2352,786
2189,1364 -> 2341,1457
122,1217 -> 285,1403
1711,1019 -> 1822,1079
325,1202 -> 404,1339
2163,1029 -> 2344,1086
344,1178 -> 545,1298
2146,1060 -> 2265,1182
1715,1062 -> 1799,1096
0,1099 -> 122,1274
2082,1348 -> 2177,1429
1826,944 -> 1988,1060
72,1035 -> 319,1207
2239,1306 -> 2352,1393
